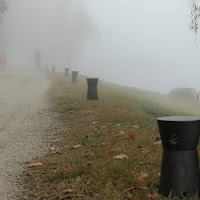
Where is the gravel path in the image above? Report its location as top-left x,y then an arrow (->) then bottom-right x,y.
0,72 -> 55,199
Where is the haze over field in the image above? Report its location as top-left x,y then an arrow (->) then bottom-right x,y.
1,0 -> 200,94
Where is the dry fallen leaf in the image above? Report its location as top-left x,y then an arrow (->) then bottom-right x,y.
61,170 -> 69,174
26,162 -> 43,168
113,147 -> 121,151
119,130 -> 125,135
88,111 -> 94,114
154,140 -> 162,145
107,151 -> 113,157
136,179 -> 149,188
36,112 -> 43,115
50,146 -> 56,151
126,134 -> 134,140
76,177 -> 81,182
127,192 -> 132,199
113,153 -> 128,159
114,174 -> 120,180
146,194 -> 160,199
124,187 -> 135,192
53,139 -> 60,142
115,131 -> 126,137
133,125 -> 140,129
140,149 -> 150,154
72,144 -> 82,149
89,144 -> 96,147
157,172 -> 161,176
139,162 -> 147,166
140,173 -> 151,179
82,152 -> 93,157
63,189 -> 73,194
87,161 -> 92,166
155,136 -> 161,141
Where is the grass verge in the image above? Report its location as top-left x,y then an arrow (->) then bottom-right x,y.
22,73 -> 199,200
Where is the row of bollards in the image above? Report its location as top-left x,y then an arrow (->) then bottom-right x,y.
45,65 -> 200,198
45,67 -> 99,100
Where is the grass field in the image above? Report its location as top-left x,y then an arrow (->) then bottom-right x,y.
22,73 -> 200,200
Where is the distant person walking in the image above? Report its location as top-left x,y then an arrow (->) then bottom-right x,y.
34,50 -> 41,70
0,54 -> 7,71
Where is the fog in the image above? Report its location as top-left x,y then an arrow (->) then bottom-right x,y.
1,0 -> 200,94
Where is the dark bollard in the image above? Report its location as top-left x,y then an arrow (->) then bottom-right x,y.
52,66 -> 55,73
157,116 -> 200,198
87,78 -> 99,100
64,68 -> 70,77
72,71 -> 78,83
45,66 -> 48,71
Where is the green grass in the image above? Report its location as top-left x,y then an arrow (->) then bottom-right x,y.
22,73 -> 200,200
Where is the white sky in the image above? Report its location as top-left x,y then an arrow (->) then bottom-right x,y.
1,0 -> 200,94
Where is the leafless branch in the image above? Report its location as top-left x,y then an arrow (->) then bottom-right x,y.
188,0 -> 200,34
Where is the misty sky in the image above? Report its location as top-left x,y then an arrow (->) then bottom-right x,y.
1,0 -> 200,94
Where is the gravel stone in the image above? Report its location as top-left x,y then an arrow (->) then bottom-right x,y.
0,72 -> 57,199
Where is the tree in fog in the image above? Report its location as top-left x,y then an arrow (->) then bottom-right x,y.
66,6 -> 96,65
168,87 -> 198,102
0,0 -> 7,22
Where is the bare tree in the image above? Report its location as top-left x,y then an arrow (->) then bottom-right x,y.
188,0 -> 200,33
0,0 -> 7,22
187,0 -> 200,45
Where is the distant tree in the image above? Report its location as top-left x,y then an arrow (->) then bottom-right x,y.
168,87 -> 198,102
0,0 -> 7,22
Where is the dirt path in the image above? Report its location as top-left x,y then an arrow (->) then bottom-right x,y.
0,72 -> 55,199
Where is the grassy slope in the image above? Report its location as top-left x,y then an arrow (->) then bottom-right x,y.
102,81 -> 200,116
22,73 -> 199,200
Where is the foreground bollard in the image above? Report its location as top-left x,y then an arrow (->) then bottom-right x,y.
52,66 -> 55,73
157,116 -> 200,198
87,78 -> 99,100
45,66 -> 48,71
72,71 -> 78,83
64,68 -> 70,77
